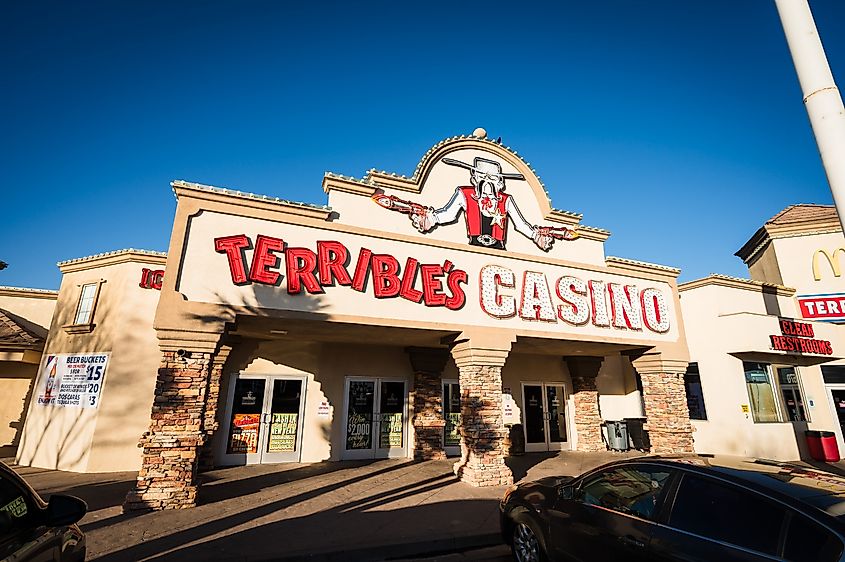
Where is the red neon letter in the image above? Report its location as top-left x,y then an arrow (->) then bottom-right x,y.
371,254 -> 401,298
215,234 -> 252,285
248,235 -> 285,285
285,248 -> 322,294
317,241 -> 352,286
399,257 -> 424,303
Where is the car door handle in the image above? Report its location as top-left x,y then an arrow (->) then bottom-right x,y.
619,535 -> 646,548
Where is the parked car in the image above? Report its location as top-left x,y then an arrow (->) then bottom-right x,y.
500,455 -> 845,562
0,461 -> 86,561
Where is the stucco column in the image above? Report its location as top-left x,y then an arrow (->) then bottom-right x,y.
450,332 -> 514,487
407,347 -> 450,461
631,353 -> 695,454
566,356 -> 605,452
124,334 -> 222,511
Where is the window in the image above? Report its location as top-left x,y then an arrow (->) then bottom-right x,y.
783,513 -> 843,562
744,362 -> 781,423
669,473 -> 786,555
73,283 -> 98,325
580,465 -> 672,521
684,363 -> 707,420
778,367 -> 809,422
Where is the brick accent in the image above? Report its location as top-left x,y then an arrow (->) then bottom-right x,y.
632,354 -> 695,454
407,347 -> 450,461
124,349 -> 215,511
450,336 -> 513,487
198,345 -> 232,472
566,356 -> 604,452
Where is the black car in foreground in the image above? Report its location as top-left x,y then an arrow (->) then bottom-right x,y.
0,462 -> 86,561
500,456 -> 845,562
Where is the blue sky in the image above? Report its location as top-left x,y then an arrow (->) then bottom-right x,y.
2,1 -> 844,289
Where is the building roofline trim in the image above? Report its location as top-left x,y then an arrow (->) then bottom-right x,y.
172,180 -> 332,216
58,249 -> 168,272
605,256 -> 681,277
678,274 -> 795,296
0,286 -> 58,299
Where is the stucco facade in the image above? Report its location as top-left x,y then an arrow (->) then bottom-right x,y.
15,250 -> 166,472
0,286 -> 57,457
681,205 -> 845,461
101,131 -> 695,510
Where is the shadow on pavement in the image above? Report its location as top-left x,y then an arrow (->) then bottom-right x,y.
91,460 -> 457,562
505,453 -> 557,482
198,459 -> 380,505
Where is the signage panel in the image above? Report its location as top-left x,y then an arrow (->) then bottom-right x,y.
797,293 -> 845,323
36,353 -> 109,408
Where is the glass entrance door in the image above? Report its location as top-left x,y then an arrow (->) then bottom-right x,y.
343,377 -> 407,460
443,380 -> 461,456
522,382 -> 569,452
220,374 -> 307,465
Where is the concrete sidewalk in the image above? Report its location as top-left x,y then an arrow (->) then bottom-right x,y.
8,451 -> 639,561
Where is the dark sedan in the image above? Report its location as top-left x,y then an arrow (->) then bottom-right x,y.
500,455 -> 845,562
0,462 -> 86,561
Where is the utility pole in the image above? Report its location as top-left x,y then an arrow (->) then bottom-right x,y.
775,0 -> 845,231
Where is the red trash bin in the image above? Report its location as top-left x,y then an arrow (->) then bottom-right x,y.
820,431 -> 841,462
806,430 -> 840,462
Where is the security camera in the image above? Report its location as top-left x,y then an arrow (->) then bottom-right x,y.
176,349 -> 191,359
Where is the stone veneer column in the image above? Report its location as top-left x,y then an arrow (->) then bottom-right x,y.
631,353 -> 695,454
124,338 -> 221,511
450,333 -> 514,487
566,356 -> 605,452
198,345 -> 232,472
407,347 -> 451,461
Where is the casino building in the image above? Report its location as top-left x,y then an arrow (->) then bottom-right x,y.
15,130 -> 696,510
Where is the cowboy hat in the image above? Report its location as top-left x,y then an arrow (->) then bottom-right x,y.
441,157 -> 524,180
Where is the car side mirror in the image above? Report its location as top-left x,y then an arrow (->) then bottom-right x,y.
45,494 -> 87,527
558,485 -> 575,500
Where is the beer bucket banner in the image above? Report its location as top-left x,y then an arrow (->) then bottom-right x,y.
36,353 -> 109,409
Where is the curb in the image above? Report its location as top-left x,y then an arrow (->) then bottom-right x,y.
241,533 -> 504,561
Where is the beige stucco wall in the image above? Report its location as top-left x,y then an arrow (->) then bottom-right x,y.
0,288 -> 57,457
772,232 -> 845,294
0,288 -> 57,330
0,362 -> 37,454
680,282 -> 840,460
16,254 -> 163,472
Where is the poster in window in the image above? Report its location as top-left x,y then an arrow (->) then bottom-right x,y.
228,414 -> 260,454
445,413 -> 461,447
267,413 -> 299,452
346,412 -> 372,449
379,413 -> 403,448
36,354 -> 109,409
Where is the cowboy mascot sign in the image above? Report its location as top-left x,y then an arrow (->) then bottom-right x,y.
373,157 -> 577,251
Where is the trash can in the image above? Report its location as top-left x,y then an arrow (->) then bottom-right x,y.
624,417 -> 650,451
604,420 -> 629,451
805,430 -> 840,462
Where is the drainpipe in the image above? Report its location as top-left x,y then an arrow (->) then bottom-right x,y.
775,0 -> 845,231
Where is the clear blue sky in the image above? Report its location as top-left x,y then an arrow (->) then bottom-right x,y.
2,1 -> 843,289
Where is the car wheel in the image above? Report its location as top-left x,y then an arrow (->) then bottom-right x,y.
511,520 -> 546,562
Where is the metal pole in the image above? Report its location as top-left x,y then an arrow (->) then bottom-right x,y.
775,0 -> 845,231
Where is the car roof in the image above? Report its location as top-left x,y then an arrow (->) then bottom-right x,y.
624,455 -> 845,521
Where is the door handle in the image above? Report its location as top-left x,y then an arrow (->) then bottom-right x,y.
619,535 -> 646,548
